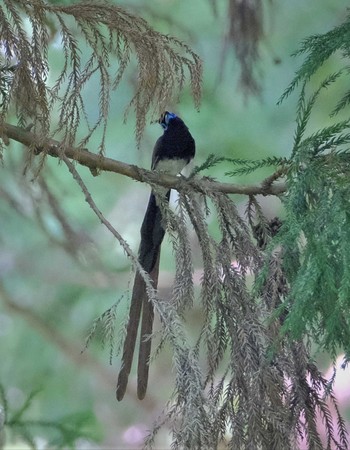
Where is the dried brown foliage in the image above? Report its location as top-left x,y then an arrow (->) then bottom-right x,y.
219,0 -> 269,95
0,0 -> 202,156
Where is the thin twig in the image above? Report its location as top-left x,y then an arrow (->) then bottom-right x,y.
61,154 -> 157,298
261,166 -> 288,189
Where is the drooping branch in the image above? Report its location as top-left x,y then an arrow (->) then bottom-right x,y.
61,152 -> 158,302
1,122 -> 286,196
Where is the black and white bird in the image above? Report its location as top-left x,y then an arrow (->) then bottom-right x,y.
116,111 -> 195,400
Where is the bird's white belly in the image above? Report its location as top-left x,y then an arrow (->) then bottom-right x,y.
155,158 -> 187,176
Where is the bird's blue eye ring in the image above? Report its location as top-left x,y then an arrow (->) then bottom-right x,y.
160,111 -> 177,129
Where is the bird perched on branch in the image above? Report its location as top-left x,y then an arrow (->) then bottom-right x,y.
116,111 -> 195,400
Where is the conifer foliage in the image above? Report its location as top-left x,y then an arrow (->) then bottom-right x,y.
0,0 -> 201,155
1,1 -> 350,449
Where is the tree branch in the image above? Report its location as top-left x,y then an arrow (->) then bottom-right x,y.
1,122 -> 286,196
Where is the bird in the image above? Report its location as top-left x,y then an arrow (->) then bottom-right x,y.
116,111 -> 195,400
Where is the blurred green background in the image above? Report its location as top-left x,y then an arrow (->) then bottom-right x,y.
1,0 -> 349,448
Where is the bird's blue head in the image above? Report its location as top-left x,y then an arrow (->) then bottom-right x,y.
159,111 -> 177,130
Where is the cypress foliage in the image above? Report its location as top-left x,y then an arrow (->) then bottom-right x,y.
2,2 -> 350,449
